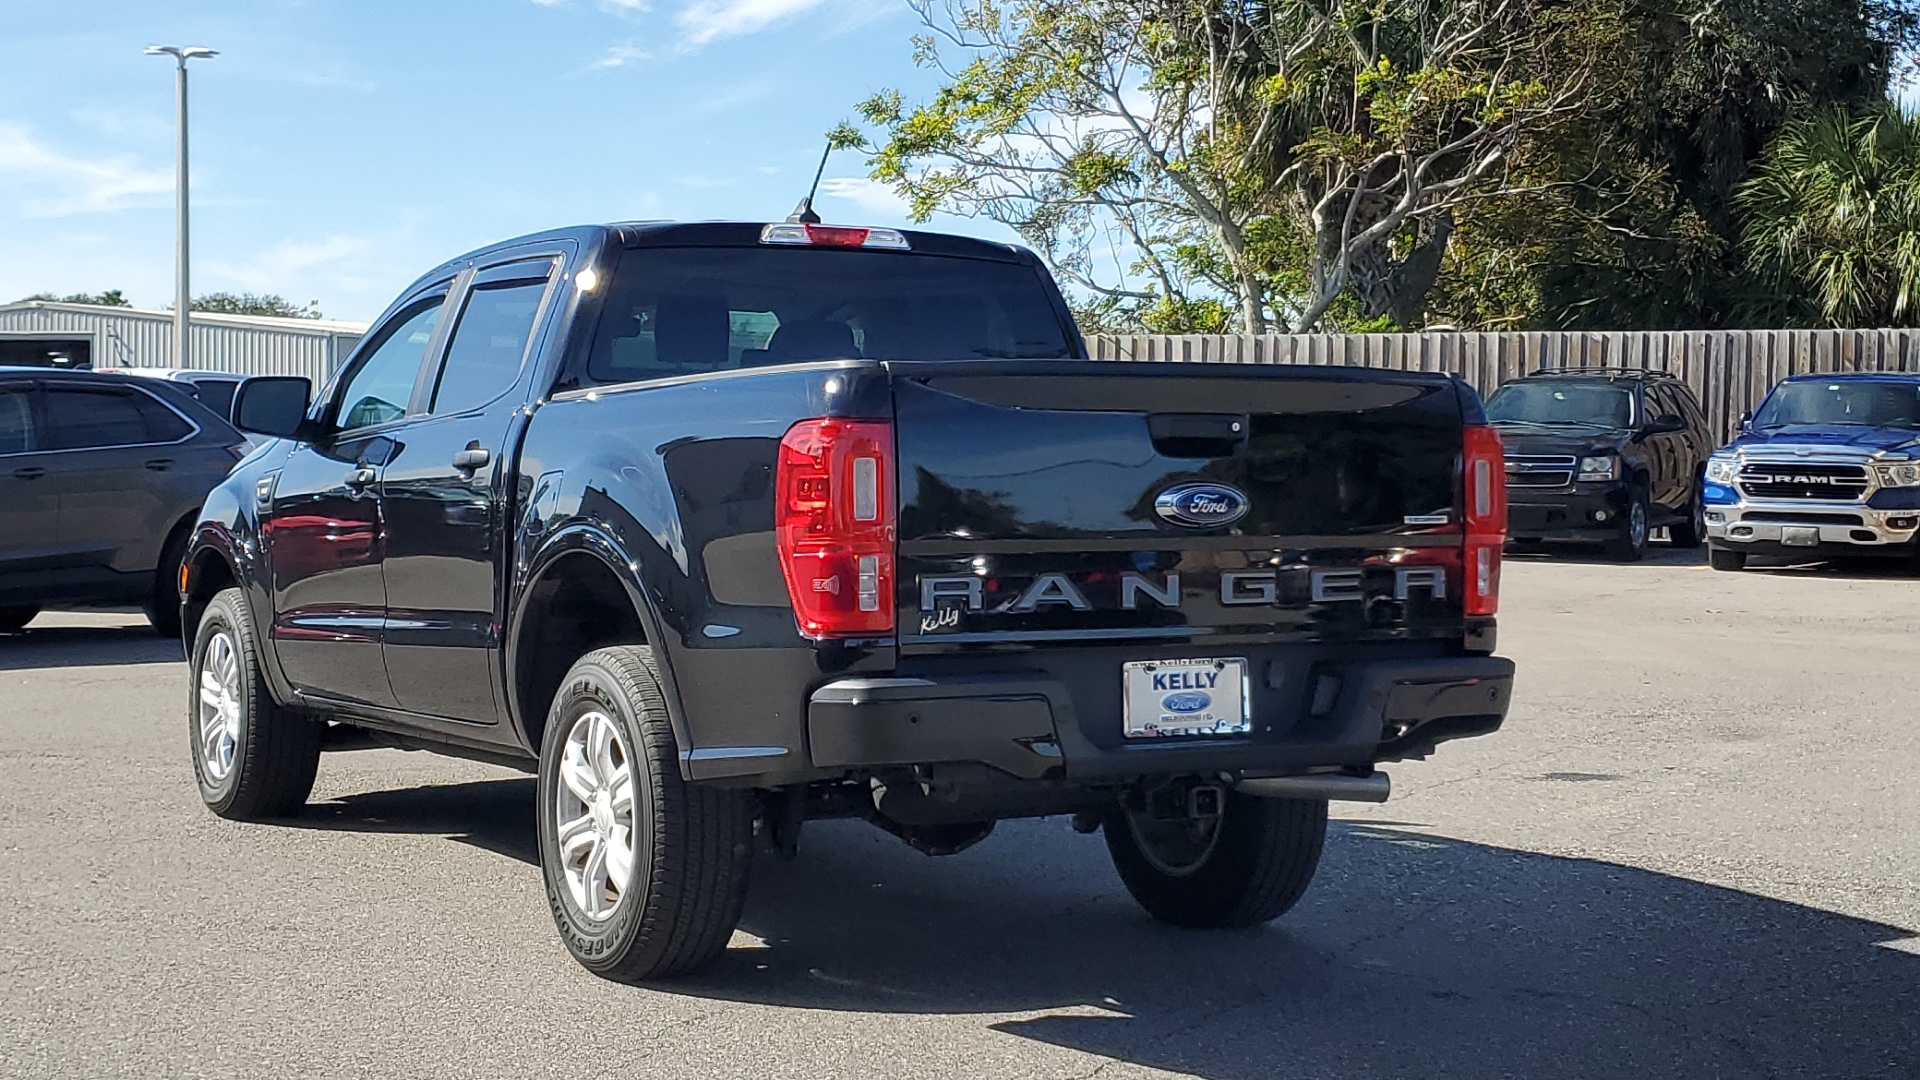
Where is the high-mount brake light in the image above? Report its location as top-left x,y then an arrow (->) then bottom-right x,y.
759,223 -> 912,251
1461,425 -> 1508,617
775,418 -> 896,638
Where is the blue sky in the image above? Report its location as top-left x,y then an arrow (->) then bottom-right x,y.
0,0 -> 1016,323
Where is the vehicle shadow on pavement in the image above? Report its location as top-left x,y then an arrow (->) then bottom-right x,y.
700,819 -> 1920,1080
295,777 -> 539,866
283,780 -> 1920,1079
0,624 -> 181,670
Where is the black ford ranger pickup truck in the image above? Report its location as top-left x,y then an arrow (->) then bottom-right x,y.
182,220 -> 1515,981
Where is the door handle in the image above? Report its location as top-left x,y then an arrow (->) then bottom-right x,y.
12,466 -> 45,480
451,445 -> 491,474
345,466 -> 377,490
145,458 -> 174,472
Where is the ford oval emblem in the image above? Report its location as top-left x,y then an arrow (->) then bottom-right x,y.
1154,482 -> 1251,529
1162,691 -> 1212,713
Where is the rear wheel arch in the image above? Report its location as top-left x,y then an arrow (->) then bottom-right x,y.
509,539 -> 682,759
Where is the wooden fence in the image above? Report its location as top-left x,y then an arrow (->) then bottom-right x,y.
1089,330 -> 1920,443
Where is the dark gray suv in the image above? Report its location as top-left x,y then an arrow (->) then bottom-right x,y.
0,367 -> 251,635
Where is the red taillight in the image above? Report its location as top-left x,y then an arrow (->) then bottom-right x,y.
1462,424 -> 1507,616
775,418 -> 895,637
225,442 -> 251,462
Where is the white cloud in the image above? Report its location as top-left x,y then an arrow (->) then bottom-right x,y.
593,42 -> 652,67
676,0 -> 833,45
818,176 -> 908,218
204,234 -> 377,294
0,122 -> 173,218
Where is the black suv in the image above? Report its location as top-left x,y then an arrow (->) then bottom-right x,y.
1485,369 -> 1714,560
0,367 -> 250,634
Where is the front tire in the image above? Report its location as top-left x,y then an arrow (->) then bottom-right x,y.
1709,545 -> 1748,572
189,588 -> 322,820
536,646 -> 753,982
146,528 -> 190,638
1105,792 -> 1327,928
1607,485 -> 1650,562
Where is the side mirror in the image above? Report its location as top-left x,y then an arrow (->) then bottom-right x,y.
232,376 -> 313,440
1739,410 -> 1754,429
1640,413 -> 1686,436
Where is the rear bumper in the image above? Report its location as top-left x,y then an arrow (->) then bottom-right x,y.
807,655 -> 1514,783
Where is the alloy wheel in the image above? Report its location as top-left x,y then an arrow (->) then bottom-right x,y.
554,710 -> 639,922
196,632 -> 242,783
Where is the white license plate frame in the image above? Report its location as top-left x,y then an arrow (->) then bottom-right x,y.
1781,526 -> 1821,547
1122,657 -> 1251,739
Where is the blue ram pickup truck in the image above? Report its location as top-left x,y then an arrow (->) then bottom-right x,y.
181,219 -> 1516,981
1704,372 -> 1920,570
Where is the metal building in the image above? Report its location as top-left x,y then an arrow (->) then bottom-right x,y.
0,301 -> 368,383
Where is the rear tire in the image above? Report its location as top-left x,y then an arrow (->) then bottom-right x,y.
0,606 -> 39,633
146,528 -> 190,638
1105,792 -> 1327,928
1709,545 -> 1748,572
1606,485 -> 1650,562
189,588 -> 322,820
536,646 -> 754,982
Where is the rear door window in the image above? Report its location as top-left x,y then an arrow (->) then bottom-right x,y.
583,247 -> 1073,385
42,387 -> 190,450
428,260 -> 556,415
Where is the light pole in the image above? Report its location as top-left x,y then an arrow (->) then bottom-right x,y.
145,45 -> 217,368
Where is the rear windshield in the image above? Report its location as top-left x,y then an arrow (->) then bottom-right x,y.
581,246 -> 1075,385
1485,382 -> 1635,428
1753,381 -> 1920,429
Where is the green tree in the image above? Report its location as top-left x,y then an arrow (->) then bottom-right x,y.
191,292 -> 323,319
1739,103 -> 1920,327
1429,0 -> 1918,331
846,0 -> 1595,333
20,289 -> 131,307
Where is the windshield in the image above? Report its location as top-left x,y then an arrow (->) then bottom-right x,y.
1752,381 -> 1920,429
583,246 -> 1076,386
1484,383 -> 1635,428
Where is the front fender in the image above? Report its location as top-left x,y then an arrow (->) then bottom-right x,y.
182,468 -> 296,706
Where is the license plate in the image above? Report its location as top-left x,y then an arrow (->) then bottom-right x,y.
1781,526 -> 1820,547
1122,657 -> 1250,739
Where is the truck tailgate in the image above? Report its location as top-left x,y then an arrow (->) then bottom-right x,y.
890,361 -> 1471,650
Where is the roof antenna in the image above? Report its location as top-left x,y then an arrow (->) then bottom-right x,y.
787,141 -> 832,224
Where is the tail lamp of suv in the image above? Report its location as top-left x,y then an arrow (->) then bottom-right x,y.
775,418 -> 896,638
1462,425 -> 1508,616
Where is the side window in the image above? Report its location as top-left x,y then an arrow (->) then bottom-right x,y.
130,392 -> 193,442
194,379 -> 240,421
335,297 -> 445,431
0,387 -> 33,454
428,264 -> 554,415
41,388 -> 178,450
1673,383 -> 1708,428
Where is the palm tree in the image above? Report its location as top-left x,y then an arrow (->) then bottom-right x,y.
1739,103 -> 1920,328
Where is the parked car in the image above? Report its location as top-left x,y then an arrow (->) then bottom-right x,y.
1485,368 -> 1714,560
0,367 -> 251,634
181,219 -> 1515,982
118,368 -> 264,448
1703,372 -> 1920,570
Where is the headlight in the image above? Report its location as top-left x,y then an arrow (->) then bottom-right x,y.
1876,462 -> 1920,487
1578,455 -> 1620,481
1705,457 -> 1740,485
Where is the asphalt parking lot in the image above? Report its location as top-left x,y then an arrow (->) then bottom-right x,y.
2,551 -> 1917,1079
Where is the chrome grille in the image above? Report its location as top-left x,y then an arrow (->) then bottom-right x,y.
1736,461 -> 1870,501
1505,454 -> 1576,489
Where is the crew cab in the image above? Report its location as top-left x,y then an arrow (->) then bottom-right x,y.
181,220 -> 1516,981
1704,372 -> 1920,570
1485,369 -> 1712,560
